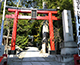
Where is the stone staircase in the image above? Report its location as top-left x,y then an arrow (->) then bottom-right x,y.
7,47 -> 74,65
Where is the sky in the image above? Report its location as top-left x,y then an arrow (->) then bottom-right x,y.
17,0 -> 18,2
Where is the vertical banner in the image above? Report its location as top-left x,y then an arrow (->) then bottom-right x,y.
73,0 -> 80,56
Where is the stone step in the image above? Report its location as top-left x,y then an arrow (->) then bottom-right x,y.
7,47 -> 75,65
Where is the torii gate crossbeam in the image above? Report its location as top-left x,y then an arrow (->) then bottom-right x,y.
6,8 -> 59,54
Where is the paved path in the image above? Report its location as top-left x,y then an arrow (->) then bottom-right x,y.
7,47 -> 74,65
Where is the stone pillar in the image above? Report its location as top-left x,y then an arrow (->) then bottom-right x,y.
61,10 -> 77,55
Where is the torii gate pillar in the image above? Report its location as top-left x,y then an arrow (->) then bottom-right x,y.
6,8 -> 59,54
11,10 -> 19,53
49,12 -> 55,51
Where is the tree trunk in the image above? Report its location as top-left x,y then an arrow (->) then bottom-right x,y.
5,25 -> 10,54
42,2 -> 49,53
17,0 -> 20,7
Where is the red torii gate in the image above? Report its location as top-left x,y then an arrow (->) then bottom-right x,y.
6,8 -> 59,54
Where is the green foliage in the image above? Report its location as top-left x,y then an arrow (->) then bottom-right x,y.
16,19 -> 42,48
16,35 -> 29,49
0,0 -> 76,49
42,0 -> 76,42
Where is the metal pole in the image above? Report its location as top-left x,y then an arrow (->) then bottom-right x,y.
0,0 -> 7,45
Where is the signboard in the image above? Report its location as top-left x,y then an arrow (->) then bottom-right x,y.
31,9 -> 37,19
